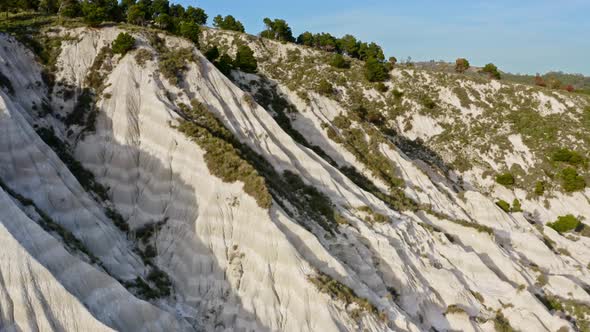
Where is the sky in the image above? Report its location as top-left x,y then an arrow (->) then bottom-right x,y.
178,0 -> 590,75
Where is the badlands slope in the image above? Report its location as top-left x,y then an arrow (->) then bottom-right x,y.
0,24 -> 589,332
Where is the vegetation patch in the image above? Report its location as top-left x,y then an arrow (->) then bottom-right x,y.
158,47 -> 196,85
560,167 -> 586,192
0,178 -> 100,265
134,48 -> 153,67
496,173 -> 515,186
357,206 -> 389,224
493,311 -> 515,332
309,271 -> 382,321
496,200 -> 510,212
176,100 -> 272,209
36,127 -> 109,201
111,32 -> 135,55
547,214 -> 581,234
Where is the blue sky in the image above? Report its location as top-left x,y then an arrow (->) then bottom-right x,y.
179,0 -> 590,75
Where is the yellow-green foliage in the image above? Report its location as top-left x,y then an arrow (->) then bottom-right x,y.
177,100 -> 272,209
547,214 -> 581,233
158,47 -> 196,85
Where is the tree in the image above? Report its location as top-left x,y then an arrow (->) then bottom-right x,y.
564,84 -> 575,92
338,34 -> 359,58
315,32 -> 338,52
81,0 -> 118,25
184,6 -> 207,25
388,56 -> 397,65
260,18 -> 295,42
296,31 -> 314,46
481,63 -> 501,79
213,15 -> 244,32
59,0 -> 81,17
168,3 -> 184,17
179,20 -> 200,43
126,4 -> 145,25
215,54 -> 233,75
364,57 -> 389,82
39,0 -> 59,13
234,45 -> 257,73
119,0 -> 135,13
154,12 -> 172,30
455,58 -> 470,73
359,42 -> 384,61
112,32 -> 135,55
204,46 -> 219,62
495,172 -> 514,186
150,0 -> 168,17
330,54 -> 349,69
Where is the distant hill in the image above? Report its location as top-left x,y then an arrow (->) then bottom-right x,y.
415,61 -> 590,94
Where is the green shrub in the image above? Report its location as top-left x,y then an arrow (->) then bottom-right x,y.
547,214 -> 581,233
329,53 -> 350,69
455,58 -> 470,73
496,200 -> 510,212
179,20 -> 200,44
112,32 -> 135,56
209,53 -> 231,75
204,46 -> 220,62
552,148 -> 585,166
560,167 -> 586,192
316,79 -> 333,96
534,181 -> 545,196
496,173 -> 515,186
511,199 -> 522,212
233,45 -> 257,73
364,57 -> 389,82
481,63 -> 501,79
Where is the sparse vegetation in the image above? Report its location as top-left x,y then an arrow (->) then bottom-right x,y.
158,47 -> 195,85
176,100 -> 272,209
493,311 -> 515,332
134,48 -> 152,67
310,272 -> 381,320
316,79 -> 334,96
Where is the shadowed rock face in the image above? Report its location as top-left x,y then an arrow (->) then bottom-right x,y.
0,26 -> 589,332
